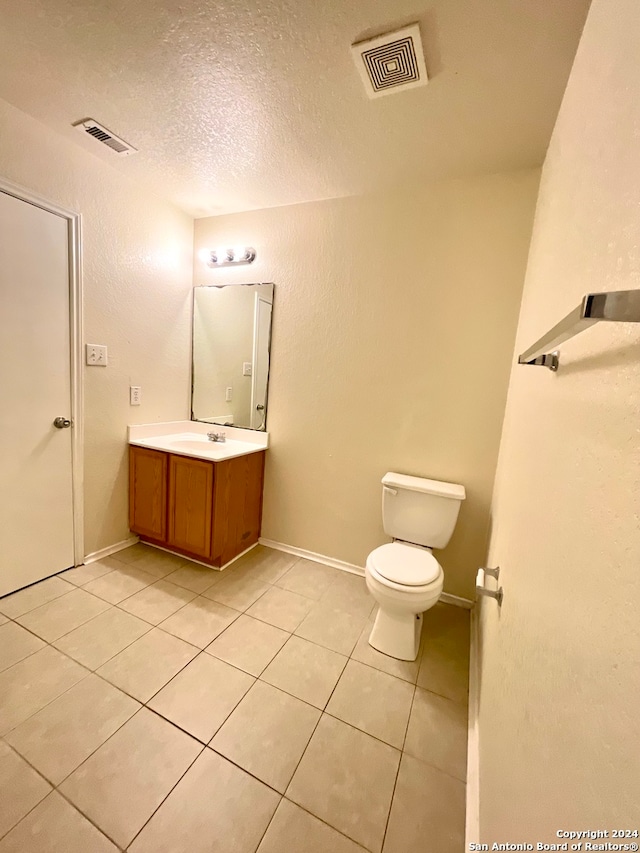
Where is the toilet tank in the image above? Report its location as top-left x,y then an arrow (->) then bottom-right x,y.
381,472 -> 465,549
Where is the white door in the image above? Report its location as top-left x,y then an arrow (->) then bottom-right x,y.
0,190 -> 75,596
250,294 -> 272,429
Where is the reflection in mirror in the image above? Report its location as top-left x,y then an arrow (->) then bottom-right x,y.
191,283 -> 274,431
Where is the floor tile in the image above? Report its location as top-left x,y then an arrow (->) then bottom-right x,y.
0,741 -> 51,839
149,653 -> 254,743
97,628 -> 198,702
60,558 -> 120,587
118,579 -> 196,624
295,603 -> 366,656
110,543 -> 154,564
351,621 -> 421,683
286,715 -> 400,853
230,546 -> 297,584
0,646 -> 87,735
0,577 -> 74,618
327,660 -> 414,748
0,622 -> 46,672
382,753 -> 466,853
211,681 -> 320,793
276,559 -> 338,600
132,549 -> 191,579
203,573 -> 270,611
320,571 -> 376,619
0,614 -> 8,625
164,563 -> 221,593
257,799 -> 367,853
83,566 -> 157,604
15,588 -> 110,642
59,708 -> 202,849
261,635 -> 347,709
417,604 -> 470,704
0,791 -> 117,853
53,607 -> 151,670
403,687 -> 468,781
5,674 -> 140,785
246,586 -> 314,632
206,615 -> 289,676
159,596 -> 239,648
128,749 -> 279,853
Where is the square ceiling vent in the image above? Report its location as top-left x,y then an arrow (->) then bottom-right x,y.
351,23 -> 428,99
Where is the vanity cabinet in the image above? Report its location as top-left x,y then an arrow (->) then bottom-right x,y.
129,446 -> 265,567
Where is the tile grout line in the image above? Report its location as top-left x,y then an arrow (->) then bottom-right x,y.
379,682 -> 417,852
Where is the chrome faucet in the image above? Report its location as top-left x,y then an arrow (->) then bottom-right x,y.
207,431 -> 226,443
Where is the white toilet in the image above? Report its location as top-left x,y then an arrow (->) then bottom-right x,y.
365,472 -> 465,661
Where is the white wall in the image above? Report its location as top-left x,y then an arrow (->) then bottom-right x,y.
0,98 -> 194,557
478,0 -> 640,839
195,172 -> 539,598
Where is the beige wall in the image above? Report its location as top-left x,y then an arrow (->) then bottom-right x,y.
478,0 -> 640,840
0,98 -> 194,557
195,172 -> 539,598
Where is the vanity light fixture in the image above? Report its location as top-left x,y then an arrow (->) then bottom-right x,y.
198,246 -> 256,267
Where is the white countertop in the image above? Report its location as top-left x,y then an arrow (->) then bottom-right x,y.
128,420 -> 268,463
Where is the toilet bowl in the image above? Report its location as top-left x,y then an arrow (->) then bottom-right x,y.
365,472 -> 465,661
366,542 -> 443,661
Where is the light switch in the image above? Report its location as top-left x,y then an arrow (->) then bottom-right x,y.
225,387 -> 233,402
86,344 -> 108,366
242,362 -> 252,376
130,386 -> 142,406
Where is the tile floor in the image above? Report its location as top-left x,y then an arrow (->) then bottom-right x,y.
0,544 -> 470,852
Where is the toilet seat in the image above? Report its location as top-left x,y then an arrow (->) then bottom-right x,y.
367,542 -> 440,587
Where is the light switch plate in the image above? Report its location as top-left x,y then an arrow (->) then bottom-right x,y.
86,344 -> 108,366
225,386 -> 233,402
242,362 -> 252,376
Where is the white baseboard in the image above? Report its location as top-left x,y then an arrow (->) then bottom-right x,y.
259,537 -> 474,608
465,604 -> 480,843
258,538 -> 365,577
440,591 -> 473,609
83,536 -> 139,565
130,541 -> 259,572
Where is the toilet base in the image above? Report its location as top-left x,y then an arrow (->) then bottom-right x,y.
368,609 -> 423,661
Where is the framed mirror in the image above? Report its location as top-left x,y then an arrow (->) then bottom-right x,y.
191,283 -> 274,431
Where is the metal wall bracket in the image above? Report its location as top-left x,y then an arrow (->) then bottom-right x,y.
476,566 -> 503,606
519,351 -> 559,371
518,289 -> 640,371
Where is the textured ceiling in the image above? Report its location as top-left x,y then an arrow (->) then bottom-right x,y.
0,0 -> 590,216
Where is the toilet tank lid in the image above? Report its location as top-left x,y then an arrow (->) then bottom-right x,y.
382,472 -> 466,500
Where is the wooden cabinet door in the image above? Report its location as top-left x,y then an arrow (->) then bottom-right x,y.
168,454 -> 214,558
129,446 -> 167,541
211,451 -> 265,566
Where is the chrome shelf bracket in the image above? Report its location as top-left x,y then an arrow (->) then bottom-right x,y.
517,289 -> 640,371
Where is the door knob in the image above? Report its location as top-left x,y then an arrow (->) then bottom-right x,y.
53,417 -> 72,429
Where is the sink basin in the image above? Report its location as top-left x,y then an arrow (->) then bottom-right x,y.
130,432 -> 264,462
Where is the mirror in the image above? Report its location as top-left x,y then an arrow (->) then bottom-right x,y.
191,283 -> 274,430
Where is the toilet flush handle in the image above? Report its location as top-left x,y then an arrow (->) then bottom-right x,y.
382,486 -> 398,496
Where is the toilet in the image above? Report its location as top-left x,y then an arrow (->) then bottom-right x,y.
365,472 -> 465,661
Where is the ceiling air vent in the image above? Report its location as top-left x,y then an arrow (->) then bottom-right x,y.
73,119 -> 137,156
351,24 -> 428,99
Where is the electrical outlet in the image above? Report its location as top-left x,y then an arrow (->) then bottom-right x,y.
130,386 -> 142,406
86,344 -> 108,366
242,362 -> 252,376
225,386 -> 233,402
